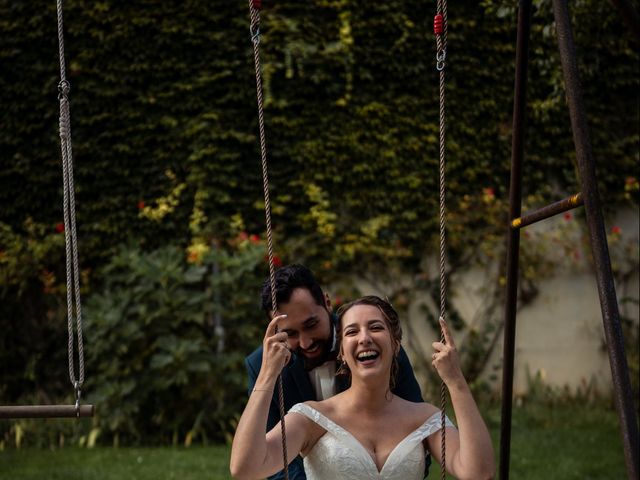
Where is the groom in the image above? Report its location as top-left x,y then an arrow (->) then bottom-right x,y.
245,264 -> 425,480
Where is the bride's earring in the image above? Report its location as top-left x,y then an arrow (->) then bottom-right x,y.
336,355 -> 349,376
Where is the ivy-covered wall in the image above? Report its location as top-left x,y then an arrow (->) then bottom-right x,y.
2,0 -> 637,268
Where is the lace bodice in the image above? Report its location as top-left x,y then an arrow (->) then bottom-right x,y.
289,403 -> 454,480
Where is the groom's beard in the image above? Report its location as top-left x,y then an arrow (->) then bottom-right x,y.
300,339 -> 333,370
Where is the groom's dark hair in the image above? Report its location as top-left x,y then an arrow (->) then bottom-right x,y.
260,264 -> 325,314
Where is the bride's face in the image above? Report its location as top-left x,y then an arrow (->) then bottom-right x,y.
340,305 -> 398,383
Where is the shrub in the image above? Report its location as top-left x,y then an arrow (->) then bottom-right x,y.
83,239 -> 266,445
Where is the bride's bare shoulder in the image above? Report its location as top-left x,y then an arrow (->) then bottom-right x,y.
394,396 -> 440,421
305,392 -> 348,417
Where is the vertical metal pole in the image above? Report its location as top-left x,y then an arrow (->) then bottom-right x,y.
552,1 -> 639,478
500,1 -> 532,479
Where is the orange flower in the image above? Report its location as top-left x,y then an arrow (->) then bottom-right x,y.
482,187 -> 495,202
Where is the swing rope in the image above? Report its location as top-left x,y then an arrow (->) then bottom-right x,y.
434,1 -> 449,478
56,0 -> 85,414
248,1 -> 290,477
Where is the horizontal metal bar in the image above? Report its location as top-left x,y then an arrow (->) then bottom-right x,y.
0,405 -> 94,419
511,192 -> 583,229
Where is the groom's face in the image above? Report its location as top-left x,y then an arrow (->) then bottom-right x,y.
275,287 -> 332,369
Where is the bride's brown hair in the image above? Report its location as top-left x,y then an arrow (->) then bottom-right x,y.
335,295 -> 402,390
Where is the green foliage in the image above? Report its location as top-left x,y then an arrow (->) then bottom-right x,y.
0,220 -> 70,405
80,240 -> 266,446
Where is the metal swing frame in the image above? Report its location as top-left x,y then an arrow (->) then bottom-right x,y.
499,1 -> 639,479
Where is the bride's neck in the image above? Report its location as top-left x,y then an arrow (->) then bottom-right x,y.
344,377 -> 393,413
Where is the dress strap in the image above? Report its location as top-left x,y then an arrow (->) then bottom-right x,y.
417,411 -> 456,440
289,403 -> 341,434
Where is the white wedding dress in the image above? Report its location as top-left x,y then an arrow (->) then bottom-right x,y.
289,403 -> 454,480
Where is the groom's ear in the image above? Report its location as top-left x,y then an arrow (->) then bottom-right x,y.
323,292 -> 331,311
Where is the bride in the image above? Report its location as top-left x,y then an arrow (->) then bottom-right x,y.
230,296 -> 495,480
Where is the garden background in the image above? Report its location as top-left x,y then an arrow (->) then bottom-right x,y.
1,0 -> 638,477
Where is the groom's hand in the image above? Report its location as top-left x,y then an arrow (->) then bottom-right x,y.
259,314 -> 292,380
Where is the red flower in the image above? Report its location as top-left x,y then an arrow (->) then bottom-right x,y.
55,222 -> 65,233
238,231 -> 249,242
264,254 -> 283,268
249,234 -> 260,244
611,226 -> 622,235
137,200 -> 145,210
563,212 -> 572,221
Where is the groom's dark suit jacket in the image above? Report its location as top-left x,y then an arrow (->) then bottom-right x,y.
245,319 -> 425,480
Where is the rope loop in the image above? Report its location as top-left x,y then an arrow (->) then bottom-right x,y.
58,79 -> 70,100
250,25 -> 261,45
74,381 -> 82,418
436,49 -> 446,71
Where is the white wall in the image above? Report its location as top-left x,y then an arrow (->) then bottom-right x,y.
343,207 -> 639,396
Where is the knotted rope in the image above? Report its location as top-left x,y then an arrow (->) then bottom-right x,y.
56,0 -> 85,416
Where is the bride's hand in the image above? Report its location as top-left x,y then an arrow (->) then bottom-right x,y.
431,317 -> 465,387
259,314 -> 292,382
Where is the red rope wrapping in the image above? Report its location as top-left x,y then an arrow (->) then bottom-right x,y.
434,14 -> 444,35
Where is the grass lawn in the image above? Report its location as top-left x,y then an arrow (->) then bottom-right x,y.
0,403 -> 628,480
0,446 -> 231,480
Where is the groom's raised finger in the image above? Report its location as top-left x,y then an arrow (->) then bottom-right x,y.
265,313 -> 287,339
